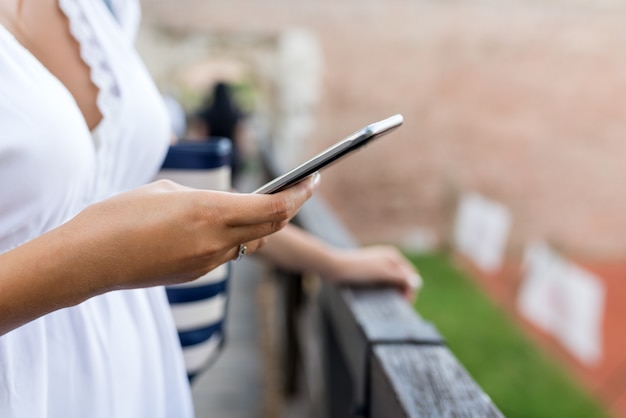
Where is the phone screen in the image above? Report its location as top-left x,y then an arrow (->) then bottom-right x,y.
253,114 -> 403,194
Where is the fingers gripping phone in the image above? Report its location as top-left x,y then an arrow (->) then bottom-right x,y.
254,114 -> 404,194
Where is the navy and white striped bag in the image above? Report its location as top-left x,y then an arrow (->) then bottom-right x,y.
156,139 -> 232,381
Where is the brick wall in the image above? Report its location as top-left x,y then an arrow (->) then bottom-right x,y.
141,0 -> 626,260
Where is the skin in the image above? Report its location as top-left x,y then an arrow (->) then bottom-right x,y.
0,177 -> 320,336
0,0 -> 102,130
258,224 -> 421,301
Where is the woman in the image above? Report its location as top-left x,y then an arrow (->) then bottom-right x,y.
0,1 -> 419,417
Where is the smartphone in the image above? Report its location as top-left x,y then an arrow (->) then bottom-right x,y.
253,114 -> 403,194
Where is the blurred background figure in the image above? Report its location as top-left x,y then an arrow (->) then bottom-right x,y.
189,81 -> 246,184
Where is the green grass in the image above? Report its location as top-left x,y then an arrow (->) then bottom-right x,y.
408,252 -> 611,418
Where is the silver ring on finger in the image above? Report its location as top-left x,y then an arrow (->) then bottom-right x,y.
235,244 -> 248,261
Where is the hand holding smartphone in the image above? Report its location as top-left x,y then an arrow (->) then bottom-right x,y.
254,114 -> 403,194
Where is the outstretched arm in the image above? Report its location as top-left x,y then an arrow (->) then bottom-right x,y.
0,175 -> 319,336
257,223 -> 422,301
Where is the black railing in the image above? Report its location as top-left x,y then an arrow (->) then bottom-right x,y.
262,151 -> 504,418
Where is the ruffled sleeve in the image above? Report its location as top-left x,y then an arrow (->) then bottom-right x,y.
105,0 -> 142,42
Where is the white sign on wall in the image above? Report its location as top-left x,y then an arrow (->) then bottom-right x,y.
517,241 -> 606,366
453,192 -> 512,273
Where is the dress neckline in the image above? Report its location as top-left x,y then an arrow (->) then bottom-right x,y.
0,1 -> 121,145
59,0 -> 122,142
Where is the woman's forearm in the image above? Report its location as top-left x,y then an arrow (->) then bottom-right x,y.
0,223 -> 105,336
256,223 -> 343,279
257,224 -> 422,301
0,177 -> 319,336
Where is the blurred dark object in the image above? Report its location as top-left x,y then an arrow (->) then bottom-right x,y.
192,82 -> 245,183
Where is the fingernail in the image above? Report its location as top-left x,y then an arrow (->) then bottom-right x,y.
311,172 -> 321,189
408,274 -> 422,289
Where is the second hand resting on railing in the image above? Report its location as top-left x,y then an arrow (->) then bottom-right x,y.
255,223 -> 422,302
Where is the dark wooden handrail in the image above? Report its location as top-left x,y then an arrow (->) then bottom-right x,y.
261,150 -> 504,417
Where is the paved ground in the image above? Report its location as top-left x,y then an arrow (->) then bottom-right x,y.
186,213 -> 325,418
188,171 -> 287,418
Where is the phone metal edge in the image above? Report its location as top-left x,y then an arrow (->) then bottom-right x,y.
253,114 -> 403,194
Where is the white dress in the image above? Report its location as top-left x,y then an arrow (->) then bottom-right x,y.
0,1 -> 194,417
